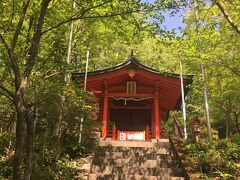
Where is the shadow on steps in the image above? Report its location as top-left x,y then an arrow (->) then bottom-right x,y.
88,139 -> 187,180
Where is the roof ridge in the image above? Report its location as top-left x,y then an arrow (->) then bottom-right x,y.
72,56 -> 193,81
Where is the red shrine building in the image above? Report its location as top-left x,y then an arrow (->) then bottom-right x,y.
72,56 -> 192,141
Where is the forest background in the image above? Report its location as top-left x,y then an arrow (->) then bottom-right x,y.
0,0 -> 240,179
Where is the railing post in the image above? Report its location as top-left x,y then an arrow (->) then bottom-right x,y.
145,125 -> 150,141
154,94 -> 160,139
117,130 -> 120,140
102,95 -> 108,138
112,125 -> 116,140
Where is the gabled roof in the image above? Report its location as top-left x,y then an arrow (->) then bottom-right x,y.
72,56 -> 193,81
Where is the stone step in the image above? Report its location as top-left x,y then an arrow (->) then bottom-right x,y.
171,177 -> 185,180
113,167 -> 173,176
93,154 -> 173,166
96,146 -> 170,154
140,159 -> 170,168
89,173 -> 184,180
96,146 -> 170,153
99,139 -> 170,148
94,148 -> 169,159
92,158 -> 173,168
90,165 -> 173,176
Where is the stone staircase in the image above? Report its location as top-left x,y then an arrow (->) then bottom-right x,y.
88,139 -> 187,180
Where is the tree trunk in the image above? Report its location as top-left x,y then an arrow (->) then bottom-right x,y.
24,109 -> 35,180
226,117 -> 229,139
234,112 -> 240,135
13,95 -> 26,180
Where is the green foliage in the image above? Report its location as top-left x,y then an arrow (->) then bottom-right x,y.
0,132 -> 14,155
185,139 -> 240,178
0,132 -> 14,178
64,143 -> 86,159
0,79 -> 99,179
32,145 -> 76,180
232,134 -> 240,145
178,0 -> 240,138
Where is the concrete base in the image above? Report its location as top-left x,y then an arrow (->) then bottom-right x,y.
151,138 -> 169,143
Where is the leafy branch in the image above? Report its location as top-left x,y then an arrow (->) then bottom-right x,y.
42,2 -> 159,35
0,84 -> 15,100
215,0 -> 240,35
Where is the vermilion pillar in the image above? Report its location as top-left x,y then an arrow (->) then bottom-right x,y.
102,95 -> 108,138
151,102 -> 155,132
154,95 -> 160,139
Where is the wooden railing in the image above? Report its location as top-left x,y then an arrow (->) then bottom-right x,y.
105,125 -> 167,141
145,126 -> 155,141
148,128 -> 155,140
173,116 -> 183,138
106,126 -> 156,141
106,126 -> 117,140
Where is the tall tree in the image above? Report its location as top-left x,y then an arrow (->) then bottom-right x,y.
178,0 -> 240,137
1,1 -> 52,179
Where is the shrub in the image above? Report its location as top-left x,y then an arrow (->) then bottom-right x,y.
0,132 -> 14,178
185,139 -> 240,178
31,137 -> 77,180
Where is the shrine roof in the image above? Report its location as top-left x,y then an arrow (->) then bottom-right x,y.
72,56 -> 193,81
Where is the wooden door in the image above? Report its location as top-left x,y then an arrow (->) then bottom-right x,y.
110,109 -> 151,131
